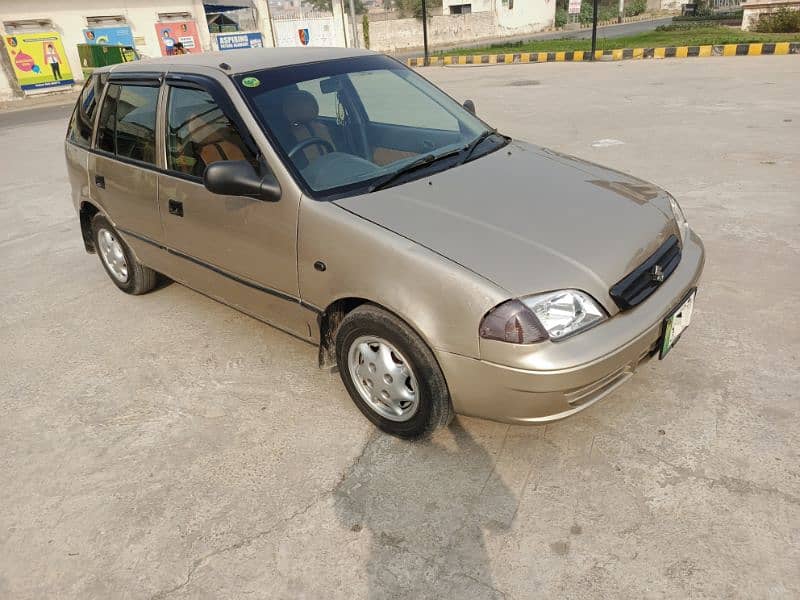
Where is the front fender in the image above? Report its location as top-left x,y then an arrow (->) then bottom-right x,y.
297,199 -> 509,358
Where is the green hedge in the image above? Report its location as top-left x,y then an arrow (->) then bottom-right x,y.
553,0 -> 645,27
673,10 -> 743,22
625,0 -> 646,17
555,7 -> 569,28
753,8 -> 800,33
579,3 -> 617,25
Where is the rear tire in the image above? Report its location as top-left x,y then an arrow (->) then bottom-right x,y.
92,214 -> 157,295
335,304 -> 454,439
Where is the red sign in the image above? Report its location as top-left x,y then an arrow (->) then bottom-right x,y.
154,21 -> 202,56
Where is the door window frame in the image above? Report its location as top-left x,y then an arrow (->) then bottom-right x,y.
91,72 -> 165,171
88,71 -> 266,184
161,73 -> 262,184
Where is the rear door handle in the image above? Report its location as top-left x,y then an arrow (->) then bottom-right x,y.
94,175 -> 105,189
168,199 -> 184,217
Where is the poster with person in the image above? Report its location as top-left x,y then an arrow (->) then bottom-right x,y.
82,26 -> 136,48
154,21 -> 202,56
3,32 -> 74,92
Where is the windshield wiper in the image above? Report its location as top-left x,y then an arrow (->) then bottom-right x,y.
459,129 -> 500,165
368,148 -> 462,192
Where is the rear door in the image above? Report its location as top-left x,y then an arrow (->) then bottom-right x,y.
89,77 -> 163,243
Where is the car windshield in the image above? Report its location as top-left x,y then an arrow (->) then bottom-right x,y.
235,55 -> 502,198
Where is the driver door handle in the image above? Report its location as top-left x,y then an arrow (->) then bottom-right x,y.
168,199 -> 184,217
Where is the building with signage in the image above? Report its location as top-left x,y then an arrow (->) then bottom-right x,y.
443,0 -> 555,28
0,0 -> 356,99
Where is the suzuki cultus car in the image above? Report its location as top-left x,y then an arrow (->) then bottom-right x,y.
65,48 -> 704,438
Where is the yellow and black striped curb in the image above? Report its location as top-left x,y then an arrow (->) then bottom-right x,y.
407,42 -> 800,67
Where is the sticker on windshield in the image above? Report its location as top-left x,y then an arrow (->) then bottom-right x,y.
242,76 -> 261,88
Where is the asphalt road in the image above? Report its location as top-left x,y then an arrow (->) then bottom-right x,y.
393,17 -> 675,59
1,56 -> 799,599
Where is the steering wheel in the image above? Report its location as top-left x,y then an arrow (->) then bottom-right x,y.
288,137 -> 334,159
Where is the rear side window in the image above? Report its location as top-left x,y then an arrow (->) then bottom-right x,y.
96,83 -> 160,165
165,86 -> 255,178
67,77 -> 101,148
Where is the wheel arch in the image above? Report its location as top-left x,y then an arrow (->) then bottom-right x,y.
317,296 -> 439,372
79,201 -> 101,253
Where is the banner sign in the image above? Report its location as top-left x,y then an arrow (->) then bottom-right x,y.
3,32 -> 74,92
273,18 -> 335,48
568,0 -> 582,14
154,21 -> 202,55
83,26 -> 136,47
217,32 -> 263,51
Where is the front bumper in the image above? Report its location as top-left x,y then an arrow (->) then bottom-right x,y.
437,228 -> 705,424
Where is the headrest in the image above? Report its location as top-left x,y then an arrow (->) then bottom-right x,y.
186,108 -> 225,143
283,90 -> 319,125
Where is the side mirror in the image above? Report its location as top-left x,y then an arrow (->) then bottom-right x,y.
463,99 -> 476,115
203,160 -> 281,202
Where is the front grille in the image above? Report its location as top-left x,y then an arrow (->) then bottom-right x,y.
610,235 -> 681,310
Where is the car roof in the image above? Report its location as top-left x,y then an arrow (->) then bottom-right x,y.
101,47 -> 378,76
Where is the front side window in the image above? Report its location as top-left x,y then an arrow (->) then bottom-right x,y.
236,55 -> 504,198
165,86 -> 255,178
95,82 -> 159,165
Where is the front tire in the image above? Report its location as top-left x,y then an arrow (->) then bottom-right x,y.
92,214 -> 157,295
335,304 -> 454,439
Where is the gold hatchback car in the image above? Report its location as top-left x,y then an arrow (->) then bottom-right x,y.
66,48 -> 704,438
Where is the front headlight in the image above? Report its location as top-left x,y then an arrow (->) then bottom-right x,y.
522,290 -> 607,340
480,290 -> 607,344
668,195 -> 688,240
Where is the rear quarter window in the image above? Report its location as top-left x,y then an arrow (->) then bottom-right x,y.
67,76 -> 101,148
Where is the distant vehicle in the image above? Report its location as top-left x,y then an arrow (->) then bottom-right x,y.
65,48 -> 704,438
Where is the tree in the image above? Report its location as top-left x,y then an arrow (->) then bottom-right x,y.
306,0 -> 367,13
396,0 -> 442,19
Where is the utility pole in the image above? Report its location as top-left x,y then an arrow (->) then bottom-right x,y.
349,0 -> 359,47
618,0 -> 624,23
421,0 -> 429,65
252,0 -> 277,47
590,0 -> 599,61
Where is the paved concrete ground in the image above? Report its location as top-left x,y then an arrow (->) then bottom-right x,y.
1,56 -> 798,599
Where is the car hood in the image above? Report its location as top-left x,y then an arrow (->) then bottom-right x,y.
334,141 -> 679,312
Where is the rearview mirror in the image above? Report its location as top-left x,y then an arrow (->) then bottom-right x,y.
320,77 -> 342,94
203,160 -> 281,202
463,99 -> 476,115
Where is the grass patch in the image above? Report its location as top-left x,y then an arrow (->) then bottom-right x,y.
437,26 -> 800,55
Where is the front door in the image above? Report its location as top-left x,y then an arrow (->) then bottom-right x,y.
157,80 -> 307,337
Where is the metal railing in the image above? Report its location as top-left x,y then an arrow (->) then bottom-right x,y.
712,0 -> 742,9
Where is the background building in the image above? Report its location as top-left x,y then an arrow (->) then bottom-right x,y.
0,0 -> 357,99
1,0 -> 556,99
